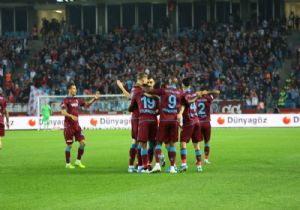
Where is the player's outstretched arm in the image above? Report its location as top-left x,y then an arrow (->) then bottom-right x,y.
85,91 -> 100,108
143,87 -> 163,100
143,92 -> 160,100
196,90 -> 208,97
116,80 -> 130,99
208,90 -> 220,95
186,97 -> 198,104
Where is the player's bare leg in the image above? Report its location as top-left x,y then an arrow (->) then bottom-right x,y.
150,142 -> 163,173
204,139 -> 211,165
193,143 -> 203,172
65,144 -> 74,169
160,143 -> 167,167
179,142 -> 188,172
128,139 -> 138,173
167,142 -> 177,173
75,140 -> 86,168
136,142 -> 143,172
147,141 -> 155,171
140,142 -> 149,173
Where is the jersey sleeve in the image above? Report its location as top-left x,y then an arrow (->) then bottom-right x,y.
207,94 -> 214,103
61,98 -> 68,109
130,88 -> 138,99
78,98 -> 85,107
130,89 -> 134,100
128,93 -> 138,112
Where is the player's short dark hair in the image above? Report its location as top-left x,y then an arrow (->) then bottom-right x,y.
137,73 -> 147,80
182,77 -> 191,87
67,82 -> 75,90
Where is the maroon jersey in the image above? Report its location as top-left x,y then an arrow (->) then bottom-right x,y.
196,94 -> 214,123
61,97 -> 85,127
0,96 -> 7,124
150,86 -> 182,121
130,85 -> 143,119
130,92 -> 158,121
182,90 -> 199,125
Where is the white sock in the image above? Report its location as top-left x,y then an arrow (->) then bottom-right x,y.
76,159 -> 81,163
181,163 -> 187,166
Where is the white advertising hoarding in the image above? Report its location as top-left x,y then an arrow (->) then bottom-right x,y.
6,114 -> 300,130
211,114 -> 300,128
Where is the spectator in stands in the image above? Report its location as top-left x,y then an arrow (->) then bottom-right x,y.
2,19 -> 297,111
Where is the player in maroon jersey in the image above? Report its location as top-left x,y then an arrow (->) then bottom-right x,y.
61,82 -> 100,169
116,73 -> 148,173
0,88 -> 9,150
196,90 -> 220,164
146,77 -> 182,173
177,78 -> 204,172
128,82 -> 159,173
144,77 -> 158,171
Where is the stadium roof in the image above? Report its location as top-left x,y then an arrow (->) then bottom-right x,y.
0,0 -> 170,4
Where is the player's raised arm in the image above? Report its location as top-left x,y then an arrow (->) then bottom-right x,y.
116,80 -> 131,99
184,91 -> 204,104
85,91 -> 100,108
208,90 -> 220,96
145,86 -> 163,95
186,97 -> 198,104
142,87 -> 161,99
195,90 -> 208,97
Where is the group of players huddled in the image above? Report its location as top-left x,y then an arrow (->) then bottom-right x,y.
0,73 -> 219,174
117,73 -> 219,173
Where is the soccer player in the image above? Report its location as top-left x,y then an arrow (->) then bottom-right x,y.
196,90 -> 220,164
146,77 -> 182,174
144,77 -> 157,170
0,88 -> 9,150
128,82 -> 159,173
177,78 -> 203,172
61,82 -> 100,169
42,100 -> 52,130
116,73 -> 148,173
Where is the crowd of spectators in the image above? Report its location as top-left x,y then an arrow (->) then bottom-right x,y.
0,35 -> 30,103
2,17 -> 300,111
280,62 -> 300,109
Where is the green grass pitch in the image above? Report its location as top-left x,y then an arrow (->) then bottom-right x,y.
0,128 -> 299,210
